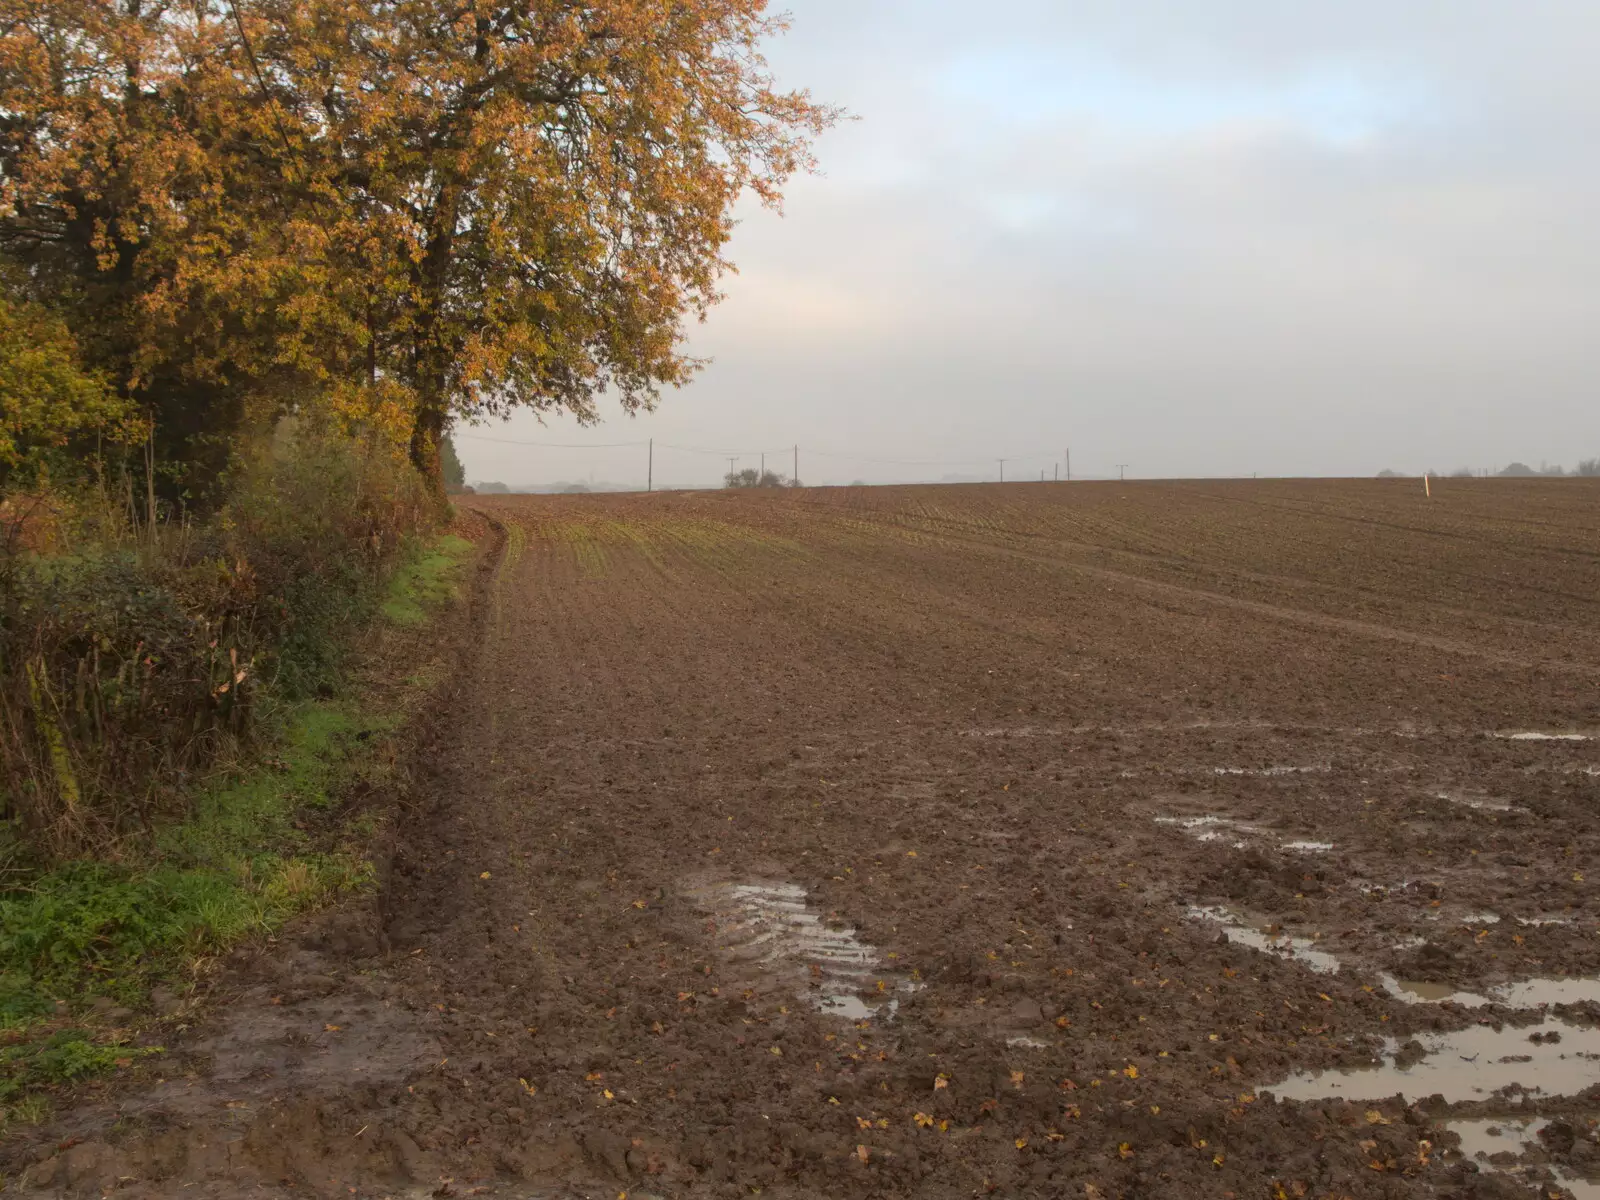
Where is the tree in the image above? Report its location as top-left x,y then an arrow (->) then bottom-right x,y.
1577,459 -> 1600,477
0,0 -> 835,500
1499,462 -> 1537,477
724,467 -> 788,488
440,435 -> 466,492
250,0 -> 837,495
0,294 -> 139,486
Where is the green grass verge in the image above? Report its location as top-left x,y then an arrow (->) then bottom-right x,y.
0,531 -> 475,1132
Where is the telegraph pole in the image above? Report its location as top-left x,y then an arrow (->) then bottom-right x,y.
760,452 -> 765,480
647,438 -> 653,493
1116,463 -> 1128,481
998,458 -> 1006,483
1066,448 -> 1071,481
727,456 -> 736,482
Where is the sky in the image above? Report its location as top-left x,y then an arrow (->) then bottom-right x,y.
459,0 -> 1600,489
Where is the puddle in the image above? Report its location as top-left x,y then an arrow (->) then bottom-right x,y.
1186,906 -> 1341,974
691,882 -> 913,1020
1383,973 -> 1600,1010
1496,731 -> 1591,742
1382,975 -> 1490,1007
1212,765 -> 1329,777
1267,1016 -> 1600,1103
1155,815 -> 1261,846
1498,977 -> 1600,1008
1447,1117 -> 1600,1199
1436,790 -> 1521,813
1282,840 -> 1334,853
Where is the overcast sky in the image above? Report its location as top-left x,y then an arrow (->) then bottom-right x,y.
459,0 -> 1600,488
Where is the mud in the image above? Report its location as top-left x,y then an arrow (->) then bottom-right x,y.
9,478 -> 1600,1198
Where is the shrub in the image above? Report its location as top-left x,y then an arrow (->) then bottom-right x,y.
0,420 -> 431,864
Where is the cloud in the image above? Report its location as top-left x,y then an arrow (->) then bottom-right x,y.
462,0 -> 1600,485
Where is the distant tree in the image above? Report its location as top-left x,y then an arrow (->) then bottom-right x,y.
559,483 -> 591,494
1376,469 -> 1406,479
1499,462 -> 1537,477
1541,463 -> 1567,476
440,436 -> 466,492
1577,459 -> 1600,477
476,481 -> 510,494
724,468 -> 789,488
1449,467 -> 1476,479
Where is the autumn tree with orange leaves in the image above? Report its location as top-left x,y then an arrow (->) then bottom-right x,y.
0,0 -> 833,498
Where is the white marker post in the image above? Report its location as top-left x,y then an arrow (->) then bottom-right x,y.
1424,473 -> 1432,498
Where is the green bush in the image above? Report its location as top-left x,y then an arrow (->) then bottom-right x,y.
0,420 -> 432,863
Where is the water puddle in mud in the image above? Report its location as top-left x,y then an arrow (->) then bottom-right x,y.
1187,906 -> 1341,974
1496,731 -> 1592,742
1382,973 -> 1600,1010
1212,765 -> 1329,776
691,882 -> 914,1020
1447,1117 -> 1600,1199
1156,815 -> 1334,855
1186,907 -> 1600,1013
1267,1016 -> 1600,1103
1436,790 -> 1523,813
1155,815 -> 1260,846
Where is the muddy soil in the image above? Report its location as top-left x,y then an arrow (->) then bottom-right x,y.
8,478 -> 1600,1199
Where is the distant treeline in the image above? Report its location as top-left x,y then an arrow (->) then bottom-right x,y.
1380,460 -> 1600,479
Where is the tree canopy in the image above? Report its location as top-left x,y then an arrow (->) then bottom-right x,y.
0,0 -> 834,497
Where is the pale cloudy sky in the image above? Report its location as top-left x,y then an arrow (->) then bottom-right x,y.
459,0 -> 1600,488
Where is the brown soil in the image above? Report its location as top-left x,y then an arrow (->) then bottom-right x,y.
10,478 -> 1600,1199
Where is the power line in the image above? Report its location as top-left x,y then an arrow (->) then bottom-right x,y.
458,432 -> 1067,470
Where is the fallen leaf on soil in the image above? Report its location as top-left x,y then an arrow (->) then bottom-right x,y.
1118,1143 -> 1134,1160
1015,1138 -> 1028,1150
324,1024 -> 341,1032
1123,1065 -> 1138,1079
856,1144 -> 869,1164
1011,1070 -> 1025,1087
631,900 -> 647,909
934,1074 -> 949,1090
914,1112 -> 934,1128
479,872 -> 491,880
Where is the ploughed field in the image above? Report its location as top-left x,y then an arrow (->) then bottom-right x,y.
34,478 -> 1600,1198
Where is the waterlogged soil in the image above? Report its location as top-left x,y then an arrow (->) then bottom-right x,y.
9,478 -> 1600,1199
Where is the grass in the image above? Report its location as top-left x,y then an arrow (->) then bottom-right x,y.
0,530 -> 475,1133
381,533 -> 472,626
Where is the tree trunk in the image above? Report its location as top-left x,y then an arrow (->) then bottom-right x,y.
409,395 -> 446,503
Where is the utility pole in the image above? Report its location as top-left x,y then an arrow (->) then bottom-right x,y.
1066,448 -> 1072,481
794,445 -> 798,486
1116,463 -> 1128,481
998,458 -> 1006,483
727,456 -> 736,482
760,452 -> 765,480
647,438 -> 653,493
1054,463 -> 1058,482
